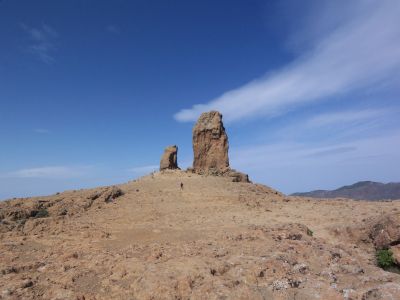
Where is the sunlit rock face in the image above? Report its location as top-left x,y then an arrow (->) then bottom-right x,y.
192,111 -> 229,173
160,145 -> 179,171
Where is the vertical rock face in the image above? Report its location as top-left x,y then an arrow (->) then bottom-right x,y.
192,111 -> 229,172
160,145 -> 179,171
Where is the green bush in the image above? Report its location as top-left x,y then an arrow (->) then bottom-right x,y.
376,249 -> 395,269
307,228 -> 313,236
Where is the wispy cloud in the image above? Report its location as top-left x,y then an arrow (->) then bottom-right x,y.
232,130 -> 400,170
21,23 -> 58,64
228,105 -> 400,193
174,0 -> 400,123
3,166 -> 91,179
269,107 -> 398,145
301,146 -> 357,159
305,109 -> 390,128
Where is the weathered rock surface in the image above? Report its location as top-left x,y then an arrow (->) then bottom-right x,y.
369,212 -> 400,249
226,169 -> 250,183
1,172 -> 400,299
103,186 -> 124,203
191,111 -> 249,182
192,111 -> 229,172
390,245 -> 400,265
160,145 -> 179,171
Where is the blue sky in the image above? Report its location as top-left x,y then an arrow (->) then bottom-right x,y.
1,0 -> 399,200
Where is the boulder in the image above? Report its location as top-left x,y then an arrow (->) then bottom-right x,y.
160,145 -> 179,171
226,170 -> 250,183
369,212 -> 400,249
390,245 -> 400,265
104,186 -> 124,203
88,186 -> 124,204
192,111 -> 229,172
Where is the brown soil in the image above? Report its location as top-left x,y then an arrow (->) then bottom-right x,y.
1,170 -> 399,299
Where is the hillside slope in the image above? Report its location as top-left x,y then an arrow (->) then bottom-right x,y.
292,181 -> 400,200
1,171 -> 400,299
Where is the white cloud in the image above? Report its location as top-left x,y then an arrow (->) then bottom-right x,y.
305,108 -> 391,128
231,129 -> 400,170
227,104 -> 400,193
230,129 -> 400,192
265,107 -> 398,146
4,166 -> 91,179
174,0 -> 400,123
21,23 -> 58,64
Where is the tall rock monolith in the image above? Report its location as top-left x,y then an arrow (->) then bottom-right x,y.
192,111 -> 229,173
160,145 -> 179,171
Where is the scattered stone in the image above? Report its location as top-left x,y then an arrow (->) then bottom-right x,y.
160,145 -> 179,171
293,263 -> 308,274
21,279 -> 33,288
361,288 -> 382,300
87,187 -> 124,205
226,170 -> 250,183
104,187 -> 124,203
88,191 -> 102,201
288,233 -> 302,240
59,208 -> 68,216
272,279 -> 288,290
288,278 -> 302,288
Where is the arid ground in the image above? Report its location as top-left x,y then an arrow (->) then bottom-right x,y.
1,170 -> 400,299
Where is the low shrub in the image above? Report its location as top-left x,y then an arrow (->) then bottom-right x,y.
307,228 -> 313,236
376,249 -> 395,269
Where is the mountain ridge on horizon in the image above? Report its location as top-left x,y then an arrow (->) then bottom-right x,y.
291,181 -> 400,200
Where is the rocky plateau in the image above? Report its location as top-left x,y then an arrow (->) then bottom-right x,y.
0,111 -> 399,300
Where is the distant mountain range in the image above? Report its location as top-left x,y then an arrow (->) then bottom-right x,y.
291,181 -> 400,200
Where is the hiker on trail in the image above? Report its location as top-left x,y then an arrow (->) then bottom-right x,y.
180,182 -> 183,190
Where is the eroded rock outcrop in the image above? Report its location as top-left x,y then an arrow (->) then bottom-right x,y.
391,245 -> 400,265
227,170 -> 250,183
369,212 -> 400,250
160,145 -> 179,171
191,111 -> 249,182
192,111 -> 229,172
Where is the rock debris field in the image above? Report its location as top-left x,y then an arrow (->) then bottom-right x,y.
1,171 -> 400,299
